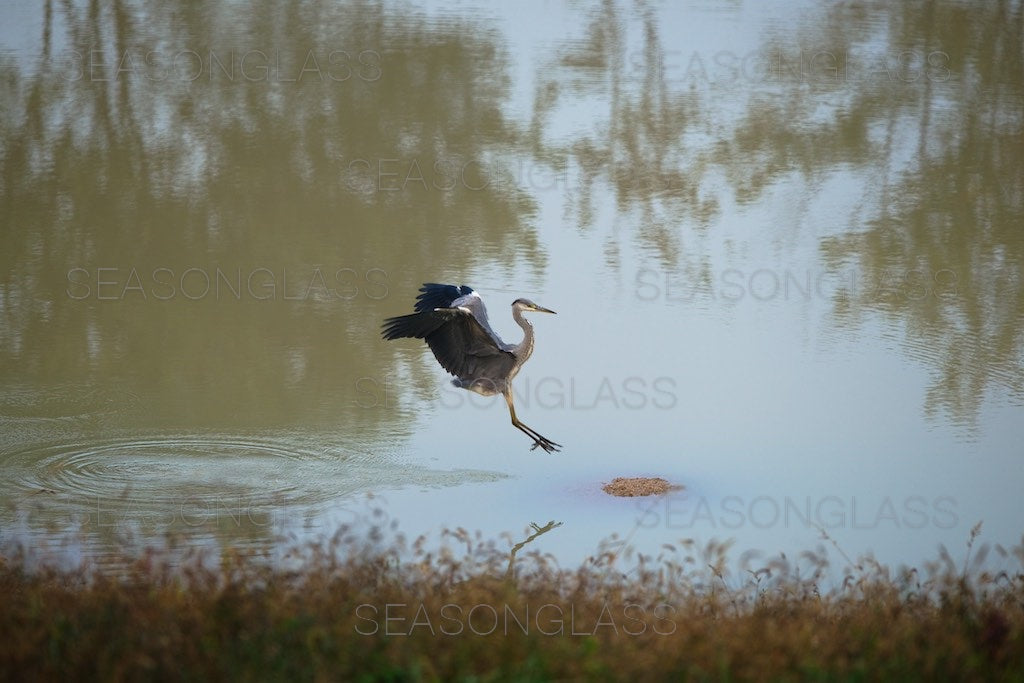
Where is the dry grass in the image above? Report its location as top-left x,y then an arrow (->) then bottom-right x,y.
602,476 -> 683,497
1,523 -> 1023,681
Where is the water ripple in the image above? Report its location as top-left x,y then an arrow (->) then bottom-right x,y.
6,434 -> 335,509
2,431 -> 508,518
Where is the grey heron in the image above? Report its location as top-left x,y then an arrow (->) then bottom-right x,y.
381,283 -> 561,453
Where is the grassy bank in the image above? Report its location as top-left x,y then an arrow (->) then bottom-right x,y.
2,525 -> 1022,681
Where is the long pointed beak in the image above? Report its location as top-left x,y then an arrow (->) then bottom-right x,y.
533,305 -> 556,314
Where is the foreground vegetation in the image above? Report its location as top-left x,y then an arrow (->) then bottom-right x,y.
1,524 -> 1023,681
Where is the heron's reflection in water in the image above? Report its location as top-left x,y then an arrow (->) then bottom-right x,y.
505,520 -> 564,580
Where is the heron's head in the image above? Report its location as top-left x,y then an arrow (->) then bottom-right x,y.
512,298 -> 556,315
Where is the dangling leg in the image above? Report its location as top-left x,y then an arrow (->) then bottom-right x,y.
503,388 -> 561,453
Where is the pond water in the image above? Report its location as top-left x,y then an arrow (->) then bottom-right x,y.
1,0 -> 1022,578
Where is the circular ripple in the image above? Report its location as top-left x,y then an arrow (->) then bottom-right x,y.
6,434 -> 329,508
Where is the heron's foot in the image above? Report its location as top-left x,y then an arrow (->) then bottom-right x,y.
529,436 -> 561,453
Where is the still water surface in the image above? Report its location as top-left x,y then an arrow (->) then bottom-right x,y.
1,1 -> 1021,577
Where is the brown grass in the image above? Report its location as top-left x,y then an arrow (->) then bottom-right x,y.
602,476 -> 683,497
1,523 -> 1022,681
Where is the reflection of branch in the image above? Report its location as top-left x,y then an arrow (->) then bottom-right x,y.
43,0 -> 53,60
505,520 -> 563,580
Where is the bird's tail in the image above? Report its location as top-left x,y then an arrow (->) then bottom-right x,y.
381,312 -> 446,340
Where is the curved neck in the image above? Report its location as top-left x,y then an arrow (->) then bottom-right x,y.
512,305 -> 535,360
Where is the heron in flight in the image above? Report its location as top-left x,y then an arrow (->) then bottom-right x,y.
382,283 -> 561,453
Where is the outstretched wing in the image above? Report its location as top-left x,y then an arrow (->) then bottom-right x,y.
413,283 -> 474,314
382,283 -> 516,381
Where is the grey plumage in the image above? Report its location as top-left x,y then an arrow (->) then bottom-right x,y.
382,283 -> 561,453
